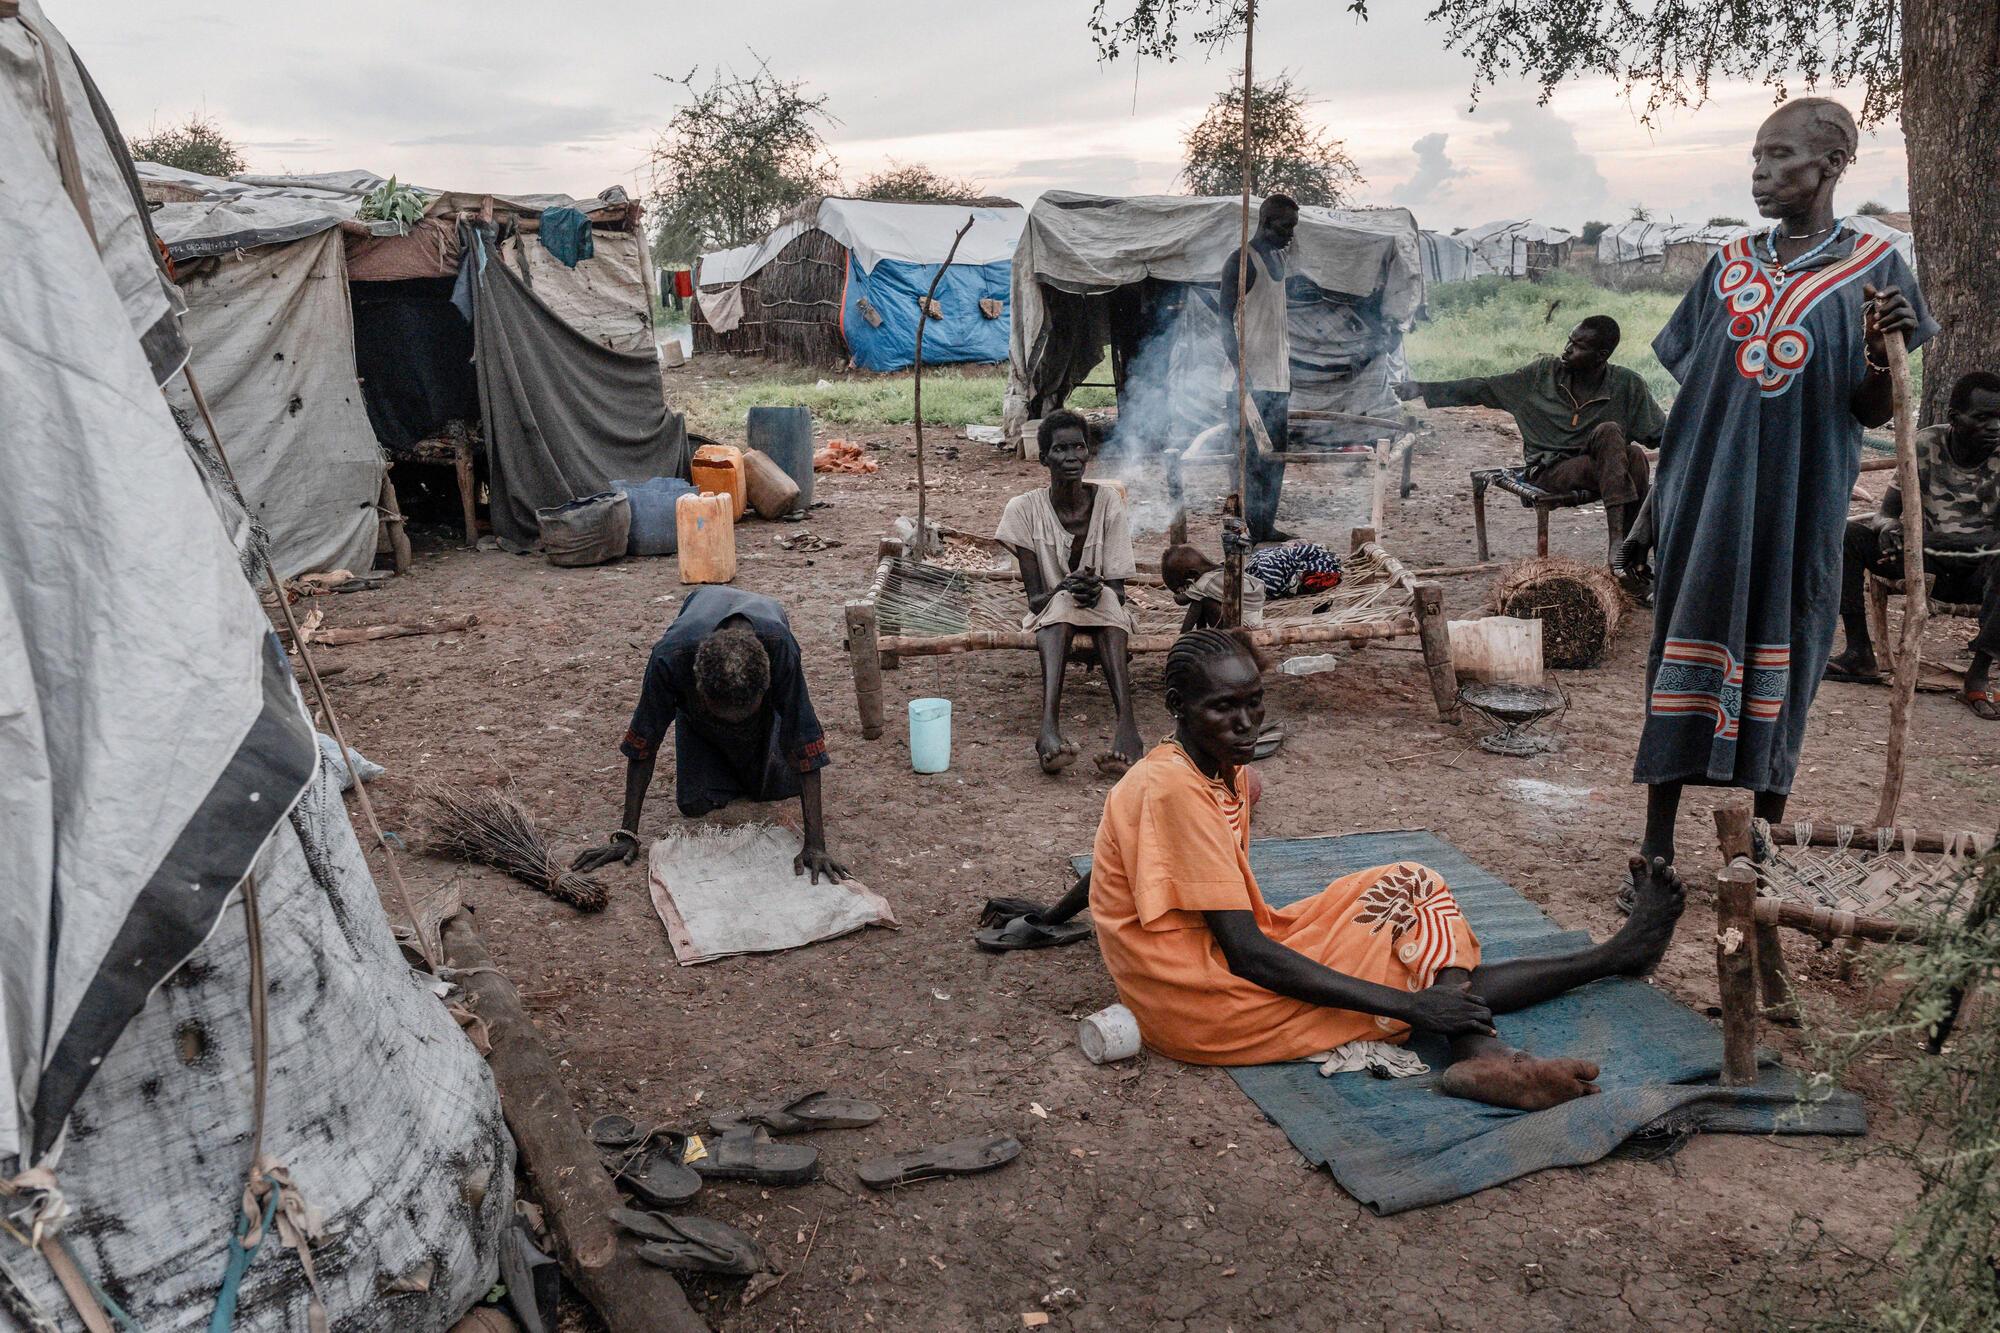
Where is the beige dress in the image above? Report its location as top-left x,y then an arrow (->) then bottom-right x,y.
1187,567 -> 1266,627
995,482 -> 1138,633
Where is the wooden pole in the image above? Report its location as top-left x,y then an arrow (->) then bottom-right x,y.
1412,581 -> 1460,722
1875,327 -> 1925,831
1751,897 -> 1928,944
441,915 -> 706,1333
1715,859 -> 1761,1086
1710,805 -> 1797,1025
846,600 -> 886,740
912,216 -> 976,562
879,614 -> 1419,658
1222,0 -> 1257,629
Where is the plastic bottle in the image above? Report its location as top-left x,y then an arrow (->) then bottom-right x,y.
675,492 -> 737,584
908,697 -> 952,773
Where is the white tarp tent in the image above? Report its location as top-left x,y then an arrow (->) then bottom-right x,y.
1006,192 -> 1424,441
4,6 -> 509,1325
1457,219 -> 1575,277
1597,215 -> 1916,270
1418,229 -> 1485,285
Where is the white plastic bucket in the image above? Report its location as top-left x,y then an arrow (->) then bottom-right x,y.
909,697 -> 952,773
1077,1003 -> 1142,1064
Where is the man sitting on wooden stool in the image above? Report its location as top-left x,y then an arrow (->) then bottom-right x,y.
1827,370 -> 2000,719
1396,316 -> 1665,562
572,586 -> 849,880
998,409 -> 1144,777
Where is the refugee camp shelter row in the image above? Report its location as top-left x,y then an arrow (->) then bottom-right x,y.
141,166 -> 686,576
1596,213 -> 1918,283
1005,192 -> 1426,452
692,196 -> 1025,371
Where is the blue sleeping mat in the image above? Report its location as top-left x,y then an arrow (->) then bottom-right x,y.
1073,829 -> 1863,1215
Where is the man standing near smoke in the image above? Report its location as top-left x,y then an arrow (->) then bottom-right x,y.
1220,194 -> 1299,543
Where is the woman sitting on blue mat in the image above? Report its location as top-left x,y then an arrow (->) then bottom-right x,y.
982,628 -> 1688,1111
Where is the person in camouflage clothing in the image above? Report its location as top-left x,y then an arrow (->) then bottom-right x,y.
1829,370 -> 2000,719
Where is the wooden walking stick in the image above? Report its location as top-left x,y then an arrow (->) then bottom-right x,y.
912,215 -> 975,562
1221,0 -> 1258,628
1874,327 -> 1925,831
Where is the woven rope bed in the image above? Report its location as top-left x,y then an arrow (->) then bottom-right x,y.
841,517 -> 1458,739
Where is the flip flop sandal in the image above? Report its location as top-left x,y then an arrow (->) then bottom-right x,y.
1613,866 -> 1636,917
603,1137 -> 703,1208
856,1134 -> 1021,1191
979,895 -> 1049,928
589,1114 -> 642,1152
972,916 -> 1092,953
615,1210 -> 768,1276
709,1091 -> 885,1137
688,1126 -> 819,1186
1963,687 -> 2000,720
1252,722 -> 1285,760
1823,666 -> 1885,685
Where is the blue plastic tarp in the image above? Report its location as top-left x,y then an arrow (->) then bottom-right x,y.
841,255 -> 1010,372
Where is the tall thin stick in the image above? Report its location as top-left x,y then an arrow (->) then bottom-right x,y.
913,216 -> 976,561
1223,0 -> 1257,628
183,366 -> 440,968
1875,327 -> 1924,831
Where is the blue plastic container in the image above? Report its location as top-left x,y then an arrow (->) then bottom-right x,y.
908,698 -> 952,774
746,405 -> 815,509
613,476 -> 697,556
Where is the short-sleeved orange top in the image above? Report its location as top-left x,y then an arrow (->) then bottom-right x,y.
1089,743 -> 1480,1065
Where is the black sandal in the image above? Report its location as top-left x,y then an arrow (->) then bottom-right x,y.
857,1134 -> 1021,1190
709,1091 -> 884,1136
973,915 -> 1092,952
615,1209 -> 767,1276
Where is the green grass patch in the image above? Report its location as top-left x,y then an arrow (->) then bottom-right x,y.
1405,274 -> 1686,404
681,364 -> 1115,439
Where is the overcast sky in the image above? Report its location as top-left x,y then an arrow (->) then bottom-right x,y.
67,0 -> 1909,232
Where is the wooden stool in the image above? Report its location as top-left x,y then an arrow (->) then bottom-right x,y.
1469,467 -> 1596,562
1864,566 -> 1986,692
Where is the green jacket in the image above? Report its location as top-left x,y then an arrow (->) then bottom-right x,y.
1415,357 -> 1665,473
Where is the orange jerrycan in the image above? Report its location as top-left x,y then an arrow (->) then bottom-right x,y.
675,492 -> 737,584
690,444 -> 748,519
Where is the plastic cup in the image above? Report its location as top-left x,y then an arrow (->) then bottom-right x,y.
908,697 -> 952,773
1077,1003 -> 1142,1064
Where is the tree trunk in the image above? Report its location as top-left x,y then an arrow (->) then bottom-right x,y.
1900,0 -> 2000,424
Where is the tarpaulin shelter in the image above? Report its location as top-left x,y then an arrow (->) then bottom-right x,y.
1597,215 -> 1916,278
692,196 -> 1023,370
1417,229 -> 1485,286
1005,192 -> 1424,451
2,4 -> 510,1327
142,164 -> 684,561
1455,219 -> 1575,279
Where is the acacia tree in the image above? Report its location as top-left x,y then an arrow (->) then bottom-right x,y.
1180,72 -> 1362,205
127,113 -> 245,178
648,57 -> 840,266
854,160 -> 985,203
1090,0 -> 1997,422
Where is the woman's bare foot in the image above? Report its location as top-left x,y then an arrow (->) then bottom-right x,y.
1604,855 -> 1686,976
1092,750 -> 1131,777
1037,731 -> 1079,775
1440,1049 -> 1601,1111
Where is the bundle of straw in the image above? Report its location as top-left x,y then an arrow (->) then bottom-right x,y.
414,781 -> 608,912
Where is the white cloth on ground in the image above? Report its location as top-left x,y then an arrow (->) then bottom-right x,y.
1305,1040 -> 1431,1079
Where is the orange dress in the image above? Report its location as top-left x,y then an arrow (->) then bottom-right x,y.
1090,743 -> 1482,1065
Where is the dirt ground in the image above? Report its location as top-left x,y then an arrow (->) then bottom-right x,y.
320,357 -> 1997,1331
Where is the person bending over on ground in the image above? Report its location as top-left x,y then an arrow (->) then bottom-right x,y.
1827,370 -> 2000,719
998,409 -> 1144,776
572,586 -> 848,880
1162,542 -> 1266,631
990,628 -> 1687,1109
1627,96 -> 1931,907
1220,193 -> 1300,544
1397,316 -> 1664,564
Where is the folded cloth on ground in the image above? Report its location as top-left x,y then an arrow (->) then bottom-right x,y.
1306,1040 -> 1429,1079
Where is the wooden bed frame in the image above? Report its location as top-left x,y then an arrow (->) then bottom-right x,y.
842,517 -> 1459,740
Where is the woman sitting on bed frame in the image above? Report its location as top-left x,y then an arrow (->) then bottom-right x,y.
980,627 -> 1689,1110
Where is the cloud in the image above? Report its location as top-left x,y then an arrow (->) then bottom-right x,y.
1391,132 -> 1466,206
1476,100 -> 1609,217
